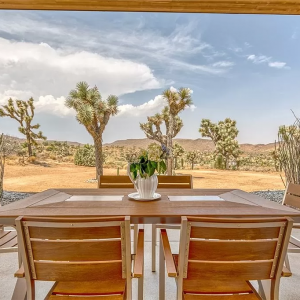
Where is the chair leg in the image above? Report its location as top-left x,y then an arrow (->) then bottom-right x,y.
159,233 -> 165,300
152,224 -> 156,272
285,254 -> 291,271
138,275 -> 144,300
133,225 -> 138,254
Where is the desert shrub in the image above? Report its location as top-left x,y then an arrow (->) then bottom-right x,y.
276,115 -> 300,184
74,144 -> 96,167
27,156 -> 36,164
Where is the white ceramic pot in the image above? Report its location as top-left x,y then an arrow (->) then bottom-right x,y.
127,164 -> 158,199
135,174 -> 158,199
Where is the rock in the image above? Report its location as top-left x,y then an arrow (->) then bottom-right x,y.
85,179 -> 97,183
1,191 -> 34,206
251,190 -> 285,204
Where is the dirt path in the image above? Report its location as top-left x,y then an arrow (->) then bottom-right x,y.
3,162 -> 285,192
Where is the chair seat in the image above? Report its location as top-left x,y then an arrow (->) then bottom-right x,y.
172,255 -> 260,298
47,280 -> 126,299
0,229 -> 18,252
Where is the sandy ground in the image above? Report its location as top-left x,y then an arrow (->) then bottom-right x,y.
3,162 -> 285,192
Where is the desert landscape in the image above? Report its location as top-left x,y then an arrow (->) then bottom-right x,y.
3,161 -> 284,193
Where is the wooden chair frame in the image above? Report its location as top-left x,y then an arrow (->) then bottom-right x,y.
98,174 -> 193,262
282,182 -> 300,271
0,224 -> 18,253
159,216 -> 293,300
15,216 -> 144,300
151,175 -> 193,272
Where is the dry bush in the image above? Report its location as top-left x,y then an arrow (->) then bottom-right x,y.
276,114 -> 300,185
27,156 -> 36,164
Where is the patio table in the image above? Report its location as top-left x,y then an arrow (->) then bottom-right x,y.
1,188 -> 300,300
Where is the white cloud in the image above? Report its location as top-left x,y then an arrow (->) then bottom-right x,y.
118,87 -> 196,117
247,54 -> 271,64
212,61 -> 235,68
247,54 -> 289,69
268,61 -> 287,69
118,95 -> 166,117
0,37 -> 163,103
0,12 -> 232,76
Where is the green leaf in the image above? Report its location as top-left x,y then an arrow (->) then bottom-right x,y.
158,161 -> 167,174
130,163 -> 136,173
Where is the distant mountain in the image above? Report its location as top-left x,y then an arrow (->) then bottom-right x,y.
3,135 -> 82,147
104,138 -> 275,154
3,135 -> 275,154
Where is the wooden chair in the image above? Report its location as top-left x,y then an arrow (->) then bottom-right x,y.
15,216 -> 144,300
98,175 -> 193,189
98,174 -> 193,266
152,175 -> 193,272
98,175 -> 134,189
282,182 -> 300,270
159,216 -> 293,300
0,225 -> 18,253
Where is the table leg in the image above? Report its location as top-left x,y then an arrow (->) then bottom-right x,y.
11,278 -> 26,300
159,235 -> 165,300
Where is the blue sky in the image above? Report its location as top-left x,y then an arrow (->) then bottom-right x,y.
0,11 -> 299,144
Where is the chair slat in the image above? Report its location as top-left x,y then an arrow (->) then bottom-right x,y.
189,240 -> 277,261
0,231 -> 17,246
157,183 -> 191,189
35,261 -> 123,281
100,176 -> 133,184
190,226 -> 280,240
99,176 -> 134,189
52,280 -> 126,295
183,293 -> 259,300
284,194 -> 300,209
29,226 -> 121,240
187,260 -> 273,281
1,235 -> 18,248
49,295 -> 124,300
183,279 -> 253,294
32,240 -> 121,261
287,183 -> 300,197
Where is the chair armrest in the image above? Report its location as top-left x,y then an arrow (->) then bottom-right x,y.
160,229 -> 177,277
282,266 -> 292,277
293,224 -> 300,229
14,264 -> 25,278
133,229 -> 144,278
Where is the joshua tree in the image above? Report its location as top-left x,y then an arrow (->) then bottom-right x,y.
186,150 -> 200,170
0,98 -> 46,156
199,118 -> 241,169
276,114 -> 300,185
66,81 -> 119,177
173,143 -> 185,169
140,87 -> 193,174
0,134 -> 20,202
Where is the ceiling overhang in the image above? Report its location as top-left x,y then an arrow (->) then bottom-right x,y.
1,0 -> 300,15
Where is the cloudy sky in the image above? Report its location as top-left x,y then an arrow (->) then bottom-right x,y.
0,11 -> 299,144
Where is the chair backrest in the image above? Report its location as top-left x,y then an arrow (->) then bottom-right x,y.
16,216 -> 132,295
157,175 -> 193,189
283,182 -> 300,209
177,216 -> 293,298
98,174 -> 193,189
98,175 -> 134,188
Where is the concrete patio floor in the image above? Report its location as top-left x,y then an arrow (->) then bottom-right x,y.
1,225 -> 299,300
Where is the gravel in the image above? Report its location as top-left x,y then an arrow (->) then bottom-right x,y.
251,190 -> 285,204
1,191 -> 34,206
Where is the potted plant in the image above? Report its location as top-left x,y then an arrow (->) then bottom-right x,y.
128,146 -> 168,199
